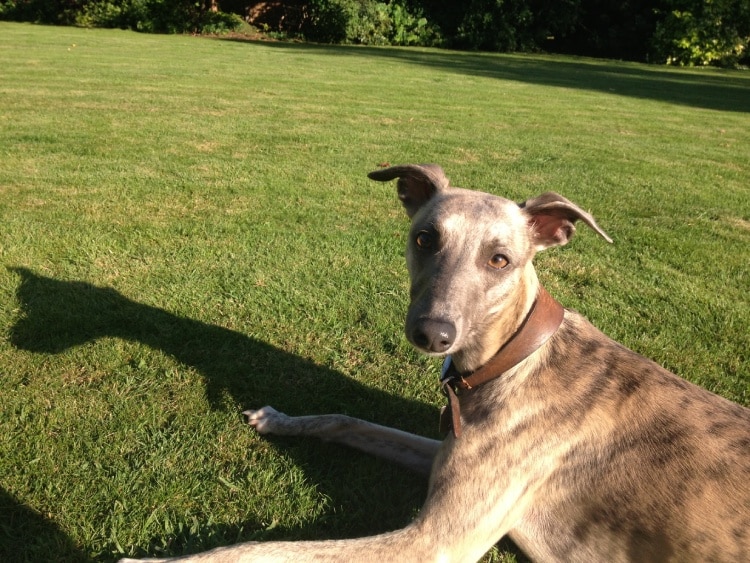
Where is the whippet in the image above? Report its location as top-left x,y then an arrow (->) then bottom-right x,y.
123,164 -> 750,562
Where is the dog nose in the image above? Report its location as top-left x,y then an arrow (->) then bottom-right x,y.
412,319 -> 456,353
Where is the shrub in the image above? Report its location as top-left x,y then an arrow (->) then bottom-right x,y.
303,0 -> 350,43
0,0 -> 242,34
302,0 -> 441,46
651,1 -> 750,67
75,0 -> 128,27
0,0 -> 83,24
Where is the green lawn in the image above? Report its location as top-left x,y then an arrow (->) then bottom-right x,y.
0,22 -> 748,562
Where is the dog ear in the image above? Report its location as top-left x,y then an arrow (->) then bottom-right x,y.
368,164 -> 449,218
520,192 -> 613,250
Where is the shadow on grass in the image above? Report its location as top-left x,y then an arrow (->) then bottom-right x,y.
8,268 -> 479,560
217,38 -> 750,113
9,267 -> 436,429
0,488 -> 93,563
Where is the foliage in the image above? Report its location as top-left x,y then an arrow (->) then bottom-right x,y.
651,0 -> 750,66
452,0 -> 578,51
0,0 -> 81,25
0,0 -> 243,33
453,0 -> 535,52
302,0 -> 349,42
545,0 -> 658,61
303,0 -> 440,46
1,0 -> 749,68
409,0 -> 749,66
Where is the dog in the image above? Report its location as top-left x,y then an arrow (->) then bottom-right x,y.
123,164 -> 750,562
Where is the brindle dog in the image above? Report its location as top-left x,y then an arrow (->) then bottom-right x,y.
123,164 -> 750,562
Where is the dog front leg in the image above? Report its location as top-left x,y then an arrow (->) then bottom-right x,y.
244,406 -> 441,475
120,489 -> 512,563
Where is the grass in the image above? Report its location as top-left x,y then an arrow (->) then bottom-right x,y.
0,21 -> 748,562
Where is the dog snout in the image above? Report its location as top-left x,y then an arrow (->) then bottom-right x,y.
411,318 -> 456,354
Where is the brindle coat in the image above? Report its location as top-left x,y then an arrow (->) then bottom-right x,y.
122,164 -> 750,562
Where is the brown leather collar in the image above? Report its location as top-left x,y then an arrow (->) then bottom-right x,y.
439,285 -> 564,438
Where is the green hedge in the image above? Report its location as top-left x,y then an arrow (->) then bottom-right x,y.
302,0 -> 440,46
1,0 -> 748,66
0,0 -> 243,33
652,0 -> 750,66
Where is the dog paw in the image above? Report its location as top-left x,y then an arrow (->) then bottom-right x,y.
243,406 -> 287,435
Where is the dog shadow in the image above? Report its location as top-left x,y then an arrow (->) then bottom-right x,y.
7,267 -> 442,557
9,267 -> 437,427
0,487 -> 93,563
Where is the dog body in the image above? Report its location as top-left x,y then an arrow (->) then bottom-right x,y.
125,164 -> 750,562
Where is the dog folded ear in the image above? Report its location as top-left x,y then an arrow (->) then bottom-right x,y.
368,164 -> 449,218
520,192 -> 613,250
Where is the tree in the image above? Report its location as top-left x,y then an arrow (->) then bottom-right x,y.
651,0 -> 750,66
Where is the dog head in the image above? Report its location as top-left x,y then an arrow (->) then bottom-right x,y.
369,164 -> 611,370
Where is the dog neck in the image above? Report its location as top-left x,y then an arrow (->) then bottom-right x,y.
439,285 -> 564,438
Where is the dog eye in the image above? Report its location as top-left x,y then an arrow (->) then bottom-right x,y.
488,254 -> 509,269
416,231 -> 433,249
